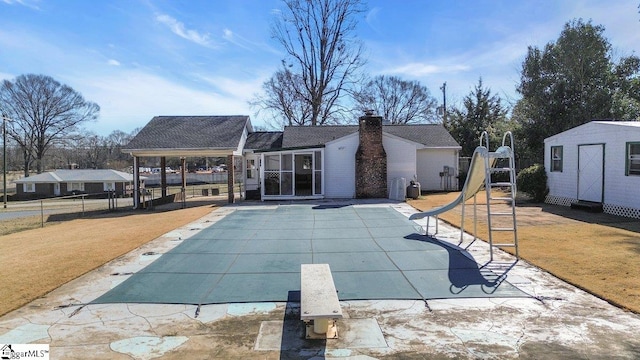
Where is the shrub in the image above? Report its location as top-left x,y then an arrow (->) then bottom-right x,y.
516,163 -> 548,202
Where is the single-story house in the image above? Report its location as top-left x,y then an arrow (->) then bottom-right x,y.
123,113 -> 461,205
13,169 -> 139,198
544,120 -> 640,219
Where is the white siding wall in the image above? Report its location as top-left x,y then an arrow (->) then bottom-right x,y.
324,134 -> 358,198
544,135 -> 579,201
417,148 -> 459,191
545,122 -> 640,210
605,134 -> 639,210
383,135 -> 417,195
324,133 -> 460,197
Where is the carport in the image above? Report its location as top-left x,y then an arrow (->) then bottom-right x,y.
122,115 -> 253,207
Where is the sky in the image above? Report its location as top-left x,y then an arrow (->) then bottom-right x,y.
1,0 -> 639,136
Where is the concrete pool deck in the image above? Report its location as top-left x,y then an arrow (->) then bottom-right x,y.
1,200 -> 639,359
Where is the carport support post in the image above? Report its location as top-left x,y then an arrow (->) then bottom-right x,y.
227,155 -> 234,204
180,157 -> 186,208
133,156 -> 140,209
160,157 -> 167,198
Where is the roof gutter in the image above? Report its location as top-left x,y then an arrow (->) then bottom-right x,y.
121,147 -> 238,157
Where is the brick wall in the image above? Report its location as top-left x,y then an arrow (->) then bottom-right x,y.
355,112 -> 387,198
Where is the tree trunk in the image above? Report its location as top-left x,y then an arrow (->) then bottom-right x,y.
22,149 -> 30,177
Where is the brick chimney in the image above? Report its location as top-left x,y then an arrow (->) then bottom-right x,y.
355,110 -> 387,198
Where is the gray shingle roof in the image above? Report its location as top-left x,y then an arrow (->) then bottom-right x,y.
245,132 -> 283,150
122,115 -> 459,153
383,124 -> 460,147
279,124 -> 459,149
282,126 -> 358,148
123,115 -> 250,150
15,169 -> 136,183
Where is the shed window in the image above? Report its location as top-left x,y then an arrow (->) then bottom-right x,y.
626,142 -> 640,176
104,182 -> 116,191
551,146 -> 563,172
23,183 -> 35,193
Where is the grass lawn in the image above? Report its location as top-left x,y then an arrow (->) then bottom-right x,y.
0,202 -> 216,316
408,192 -> 640,314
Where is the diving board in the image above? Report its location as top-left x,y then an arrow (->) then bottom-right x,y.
300,263 -> 343,339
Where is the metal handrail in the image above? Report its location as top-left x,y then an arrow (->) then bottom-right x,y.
479,131 -> 490,149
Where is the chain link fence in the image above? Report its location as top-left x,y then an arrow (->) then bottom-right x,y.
0,184 -> 235,235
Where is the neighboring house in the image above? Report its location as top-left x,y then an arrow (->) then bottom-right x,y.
123,114 -> 461,203
544,121 -> 640,219
14,169 -> 139,198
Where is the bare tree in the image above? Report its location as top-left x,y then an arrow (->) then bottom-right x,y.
252,66 -> 312,127
81,133 -> 109,169
105,129 -> 134,169
254,0 -> 366,127
354,75 -> 439,124
0,74 -> 99,175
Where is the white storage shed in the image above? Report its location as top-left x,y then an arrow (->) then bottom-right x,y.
544,121 -> 640,218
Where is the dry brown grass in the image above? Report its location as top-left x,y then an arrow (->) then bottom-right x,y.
0,203 -> 216,316
408,192 -> 640,314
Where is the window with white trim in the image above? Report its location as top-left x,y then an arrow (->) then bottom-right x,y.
104,182 -> 116,191
246,159 -> 256,179
626,142 -> 640,176
551,146 -> 563,172
23,183 -> 35,193
68,182 -> 84,191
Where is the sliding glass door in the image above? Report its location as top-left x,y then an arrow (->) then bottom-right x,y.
262,150 -> 323,198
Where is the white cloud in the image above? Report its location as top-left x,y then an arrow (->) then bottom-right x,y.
74,70 -> 258,135
222,28 -> 251,50
198,74 -> 269,100
221,27 -> 281,55
385,62 -> 470,77
0,71 -> 16,83
2,0 -> 40,10
156,14 -> 215,48
107,59 -> 120,66
365,7 -> 381,33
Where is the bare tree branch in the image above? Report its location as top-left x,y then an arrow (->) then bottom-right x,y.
354,75 -> 439,124
253,0 -> 365,126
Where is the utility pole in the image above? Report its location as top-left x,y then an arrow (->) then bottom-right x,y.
1,114 -> 13,209
440,82 -> 447,127
2,116 -> 6,208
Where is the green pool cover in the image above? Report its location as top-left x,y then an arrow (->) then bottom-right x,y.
92,205 -> 527,305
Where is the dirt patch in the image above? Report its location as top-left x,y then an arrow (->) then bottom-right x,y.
408,192 -> 640,314
0,202 -> 217,316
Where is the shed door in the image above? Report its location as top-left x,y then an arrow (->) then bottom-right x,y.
577,144 -> 604,202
